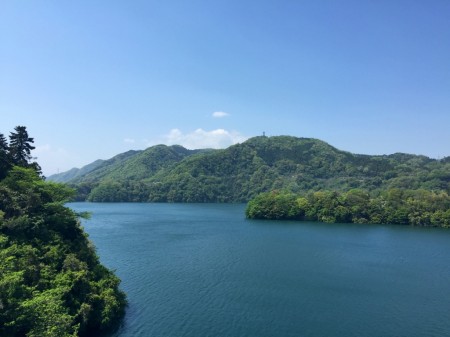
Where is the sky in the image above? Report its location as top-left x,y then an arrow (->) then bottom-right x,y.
1,0 -> 449,176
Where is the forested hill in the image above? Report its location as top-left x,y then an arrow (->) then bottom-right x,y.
1,126 -> 126,336
48,136 -> 450,203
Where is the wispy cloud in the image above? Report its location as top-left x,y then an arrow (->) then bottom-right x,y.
124,138 -> 136,144
156,128 -> 247,149
33,144 -> 76,176
212,111 -> 230,118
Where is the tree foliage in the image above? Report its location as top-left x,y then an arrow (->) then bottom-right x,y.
0,133 -> 12,180
0,127 -> 126,337
9,126 -> 35,166
0,126 -> 42,178
246,189 -> 450,227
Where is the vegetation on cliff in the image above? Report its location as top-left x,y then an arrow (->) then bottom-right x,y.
0,127 -> 126,337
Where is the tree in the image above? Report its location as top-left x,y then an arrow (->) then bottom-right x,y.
0,127 -> 127,336
246,189 -> 450,227
9,126 -> 35,167
0,133 -> 11,179
0,167 -> 126,336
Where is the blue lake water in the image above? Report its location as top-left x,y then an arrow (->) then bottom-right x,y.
68,202 -> 450,337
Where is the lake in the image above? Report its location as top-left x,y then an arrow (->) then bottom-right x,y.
68,202 -> 450,337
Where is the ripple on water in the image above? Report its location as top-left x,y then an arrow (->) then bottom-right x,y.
69,203 -> 450,337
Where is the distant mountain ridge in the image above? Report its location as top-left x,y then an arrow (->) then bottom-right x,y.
48,150 -> 142,183
48,136 -> 450,202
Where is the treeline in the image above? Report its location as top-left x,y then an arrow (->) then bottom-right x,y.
0,127 -> 126,337
245,189 -> 450,227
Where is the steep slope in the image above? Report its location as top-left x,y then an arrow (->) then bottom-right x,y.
1,168 -> 126,337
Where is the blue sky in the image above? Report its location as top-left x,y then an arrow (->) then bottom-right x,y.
1,1 -> 449,176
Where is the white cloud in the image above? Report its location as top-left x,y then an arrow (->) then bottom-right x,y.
159,128 -> 248,149
34,144 -> 52,153
124,138 -> 135,144
212,111 -> 230,118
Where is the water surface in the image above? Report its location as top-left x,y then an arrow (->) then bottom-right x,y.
69,203 -> 450,337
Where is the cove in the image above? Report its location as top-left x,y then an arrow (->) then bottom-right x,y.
69,202 -> 450,337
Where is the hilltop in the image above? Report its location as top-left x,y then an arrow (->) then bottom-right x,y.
48,136 -> 450,202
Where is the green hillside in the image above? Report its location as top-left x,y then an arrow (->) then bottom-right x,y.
1,126 -> 126,337
49,136 -> 450,203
